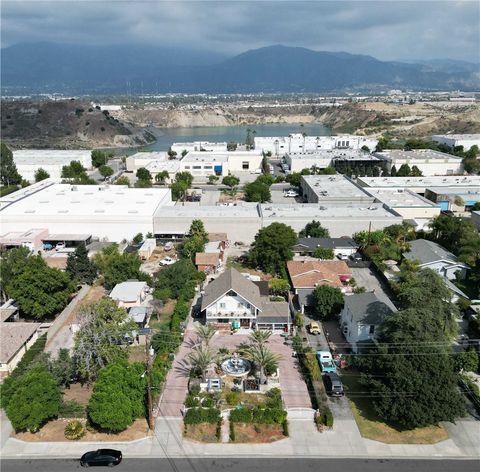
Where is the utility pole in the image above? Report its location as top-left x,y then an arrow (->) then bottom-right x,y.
146,335 -> 155,432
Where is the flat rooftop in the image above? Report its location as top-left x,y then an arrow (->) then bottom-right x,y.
145,161 -> 181,173
301,175 -> 374,200
0,183 -> 173,218
129,151 -> 168,161
181,152 -> 229,163
259,203 -> 399,220
432,134 -> 480,140
287,149 -> 378,161
357,176 -> 480,188
363,188 -> 439,208
12,149 -> 91,165
375,149 -> 462,161
155,203 -> 260,219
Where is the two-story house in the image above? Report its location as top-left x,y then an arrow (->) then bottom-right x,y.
402,239 -> 469,280
340,292 -> 395,352
201,268 -> 291,331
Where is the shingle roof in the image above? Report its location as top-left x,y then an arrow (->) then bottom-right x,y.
201,268 -> 263,311
287,260 -> 352,289
294,237 -> 358,252
344,292 -> 393,325
0,322 -> 41,363
403,239 -> 464,265
195,252 -> 219,266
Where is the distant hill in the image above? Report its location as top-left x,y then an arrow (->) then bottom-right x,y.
1,43 -> 478,94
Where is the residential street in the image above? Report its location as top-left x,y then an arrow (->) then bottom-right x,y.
2,458 -> 479,472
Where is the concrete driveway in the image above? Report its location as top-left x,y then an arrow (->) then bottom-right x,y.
351,267 -> 396,309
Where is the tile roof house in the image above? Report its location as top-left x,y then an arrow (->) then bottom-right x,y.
201,268 -> 291,331
195,239 -> 226,274
0,322 -> 41,377
340,292 -> 395,352
402,239 -> 469,280
293,237 -> 358,256
287,260 -> 353,313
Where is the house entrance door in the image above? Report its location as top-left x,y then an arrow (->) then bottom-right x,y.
240,318 -> 250,328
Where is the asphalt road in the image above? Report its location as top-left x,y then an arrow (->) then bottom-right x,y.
2,458 -> 479,472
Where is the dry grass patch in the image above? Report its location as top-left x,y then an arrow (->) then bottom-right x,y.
62,383 -> 92,406
14,418 -> 150,442
231,423 -> 285,443
184,423 -> 219,443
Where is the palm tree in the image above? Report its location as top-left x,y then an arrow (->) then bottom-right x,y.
248,329 -> 272,347
243,344 -> 281,384
195,324 -> 216,347
188,345 -> 215,381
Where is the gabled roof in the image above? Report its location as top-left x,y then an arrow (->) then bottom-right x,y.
195,252 -> 219,266
344,292 -> 394,325
287,260 -> 352,289
403,239 -> 468,267
201,268 -> 263,311
109,281 -> 147,303
294,237 -> 358,252
0,322 -> 41,363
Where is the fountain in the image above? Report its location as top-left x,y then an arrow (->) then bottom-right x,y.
221,352 -> 251,377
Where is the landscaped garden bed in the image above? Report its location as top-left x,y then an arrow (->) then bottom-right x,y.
184,423 -> 220,443
183,406 -> 222,443
230,423 -> 285,443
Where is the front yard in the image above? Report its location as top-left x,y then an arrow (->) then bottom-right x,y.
341,370 -> 449,444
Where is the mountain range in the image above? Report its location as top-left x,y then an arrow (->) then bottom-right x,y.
1,43 -> 478,94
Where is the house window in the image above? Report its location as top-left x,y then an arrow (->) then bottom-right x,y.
219,303 -> 226,309
204,165 -> 212,169
369,325 -> 375,335
242,161 -> 249,170
193,165 -> 201,169
184,166 -> 190,169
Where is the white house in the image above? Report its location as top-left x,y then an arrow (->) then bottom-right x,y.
402,239 -> 469,280
109,281 -> 148,308
201,268 -> 291,331
340,292 -> 394,352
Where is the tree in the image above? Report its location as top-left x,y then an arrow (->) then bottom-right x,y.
61,160 -> 87,179
390,165 -> 397,177
0,142 -> 22,186
115,175 -> 130,186
410,165 -> 423,176
268,278 -> 290,296
132,233 -> 143,245
249,223 -> 297,276
243,344 -> 280,384
175,171 -> 194,187
285,172 -> 302,187
155,170 -> 170,184
299,220 -> 330,238
208,175 -> 219,184
312,285 -> 343,320
0,246 -> 31,302
34,168 -> 50,182
167,148 -> 177,159
313,247 -> 334,260
136,167 -> 152,187
66,245 -> 97,284
8,255 -> 74,319
188,345 -> 215,381
227,142 -> 237,151
195,324 -> 216,347
91,150 -> 109,168
396,163 -> 411,177
244,181 -> 271,202
454,349 -> 479,373
361,145 -> 370,153
49,348 -> 75,388
170,180 -> 188,201
6,367 -> 61,432
99,165 -> 114,179
188,219 -> 208,242
248,329 -> 273,347
222,175 -> 240,195
73,298 -> 137,382
87,361 -> 146,432
155,258 -> 204,300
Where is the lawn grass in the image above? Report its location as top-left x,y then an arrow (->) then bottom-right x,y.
341,370 -> 449,444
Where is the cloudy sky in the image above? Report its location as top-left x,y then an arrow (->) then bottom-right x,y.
1,0 -> 479,62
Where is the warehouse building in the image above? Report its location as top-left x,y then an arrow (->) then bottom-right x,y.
0,181 -> 173,242
431,134 -> 480,151
171,141 -> 227,154
300,175 -> 375,204
374,149 -> 464,176
424,187 -> 480,212
125,152 -> 168,172
12,150 -> 92,182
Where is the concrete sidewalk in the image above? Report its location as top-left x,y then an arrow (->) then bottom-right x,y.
2,413 -> 479,460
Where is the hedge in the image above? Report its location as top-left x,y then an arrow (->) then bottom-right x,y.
184,407 -> 221,425
229,406 -> 287,425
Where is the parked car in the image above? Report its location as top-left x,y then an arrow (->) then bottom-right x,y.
350,252 -> 363,262
281,163 -> 289,171
337,254 -> 349,261
284,189 -> 299,198
316,350 -> 337,373
308,321 -> 321,335
159,256 -> 175,266
323,373 -> 344,396
164,242 -> 174,251
55,242 -> 66,250
80,449 -> 122,467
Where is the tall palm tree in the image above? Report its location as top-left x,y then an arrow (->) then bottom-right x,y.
243,344 -> 281,384
195,324 -> 216,347
188,345 -> 215,381
248,329 -> 272,347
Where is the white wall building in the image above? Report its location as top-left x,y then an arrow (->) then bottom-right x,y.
171,141 -> 227,154
0,181 -> 173,242
12,150 -> 92,182
374,149 -> 464,176
431,134 -> 480,151
126,152 -> 168,172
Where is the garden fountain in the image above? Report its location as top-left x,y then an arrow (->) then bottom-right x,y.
221,352 -> 251,377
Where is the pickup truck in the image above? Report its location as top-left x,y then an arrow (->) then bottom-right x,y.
316,350 -> 337,373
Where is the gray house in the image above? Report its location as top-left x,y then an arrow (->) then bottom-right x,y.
293,237 -> 358,257
402,239 -> 469,280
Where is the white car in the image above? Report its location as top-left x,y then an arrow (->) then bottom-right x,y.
159,256 -> 176,266
55,242 -> 66,250
337,254 -> 349,261
284,190 -> 299,198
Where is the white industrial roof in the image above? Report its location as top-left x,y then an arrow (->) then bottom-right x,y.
375,149 -> 462,161
357,176 -> 480,188
302,175 -> 374,200
0,183 -> 173,218
155,202 -> 259,219
288,149 -> 379,161
129,151 -> 168,161
363,188 -> 439,208
12,149 -> 92,166
181,153 -> 229,163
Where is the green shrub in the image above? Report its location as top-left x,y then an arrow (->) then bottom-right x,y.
226,391 -> 241,406
216,421 -> 222,441
59,400 -> 86,418
185,394 -> 200,408
64,420 -> 86,440
282,420 -> 289,436
189,384 -> 201,395
265,388 -> 282,408
201,395 -> 214,408
229,407 -> 252,423
323,407 -> 334,428
184,407 -> 220,425
229,421 -> 235,442
153,287 -> 171,303
304,351 -> 322,382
